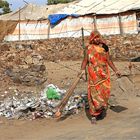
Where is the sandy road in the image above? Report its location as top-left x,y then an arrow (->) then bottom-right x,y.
0,97 -> 140,140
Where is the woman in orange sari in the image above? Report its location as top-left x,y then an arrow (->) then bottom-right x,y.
81,31 -> 121,123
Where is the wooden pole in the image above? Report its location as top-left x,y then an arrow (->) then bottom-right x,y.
47,20 -> 50,39
118,13 -> 123,35
81,27 -> 88,81
93,15 -> 97,31
18,7 -> 21,41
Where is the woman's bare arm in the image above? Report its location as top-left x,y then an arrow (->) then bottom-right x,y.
106,52 -> 121,77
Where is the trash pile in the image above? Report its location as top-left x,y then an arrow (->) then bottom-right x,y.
0,84 -> 87,120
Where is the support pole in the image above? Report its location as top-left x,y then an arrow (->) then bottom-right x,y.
93,14 -> 97,31
47,20 -> 50,39
118,13 -> 123,35
81,27 -> 88,81
18,7 -> 21,41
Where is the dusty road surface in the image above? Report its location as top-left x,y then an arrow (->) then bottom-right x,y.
0,61 -> 140,140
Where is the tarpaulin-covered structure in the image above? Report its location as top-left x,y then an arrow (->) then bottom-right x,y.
0,3 -> 72,41
0,0 -> 140,41
49,0 -> 140,37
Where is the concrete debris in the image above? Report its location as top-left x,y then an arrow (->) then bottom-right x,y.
0,43 -> 47,86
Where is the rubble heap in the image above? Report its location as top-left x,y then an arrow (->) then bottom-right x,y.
104,34 -> 140,60
1,34 -> 139,62
0,43 -> 47,86
25,34 -> 140,61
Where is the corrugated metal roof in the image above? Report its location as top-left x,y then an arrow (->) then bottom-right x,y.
56,0 -> 140,15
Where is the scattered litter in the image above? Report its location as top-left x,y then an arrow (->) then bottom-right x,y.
0,84 -> 86,120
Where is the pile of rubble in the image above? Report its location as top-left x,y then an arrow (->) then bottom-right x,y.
0,43 -> 47,86
1,34 -> 139,62
23,34 -> 140,61
105,34 -> 140,60
31,38 -> 84,61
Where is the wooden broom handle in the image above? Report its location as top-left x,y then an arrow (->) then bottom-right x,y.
55,72 -> 83,117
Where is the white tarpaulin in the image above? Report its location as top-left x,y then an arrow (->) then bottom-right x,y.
56,0 -> 140,15
4,12 -> 137,41
2,0 -> 140,41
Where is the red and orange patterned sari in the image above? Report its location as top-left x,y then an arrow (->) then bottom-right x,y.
87,44 -> 111,116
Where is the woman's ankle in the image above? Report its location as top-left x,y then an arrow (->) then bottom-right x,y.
91,116 -> 97,124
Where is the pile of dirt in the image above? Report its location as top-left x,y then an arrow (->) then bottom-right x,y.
0,43 -> 47,87
1,34 -> 140,61
105,34 -> 140,61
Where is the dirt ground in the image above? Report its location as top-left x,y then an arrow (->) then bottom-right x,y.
0,61 -> 140,140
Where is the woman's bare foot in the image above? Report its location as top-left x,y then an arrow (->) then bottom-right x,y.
91,116 -> 97,124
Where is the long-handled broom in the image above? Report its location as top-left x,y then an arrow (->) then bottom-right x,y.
54,72 -> 84,118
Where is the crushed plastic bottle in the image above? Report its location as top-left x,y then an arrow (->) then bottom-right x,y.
46,87 -> 61,100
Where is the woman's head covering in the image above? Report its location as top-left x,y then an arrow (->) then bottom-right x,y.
89,30 -> 102,44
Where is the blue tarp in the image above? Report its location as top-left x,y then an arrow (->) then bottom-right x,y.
48,14 -> 79,26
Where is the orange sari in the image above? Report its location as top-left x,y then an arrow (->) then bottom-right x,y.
87,44 -> 111,117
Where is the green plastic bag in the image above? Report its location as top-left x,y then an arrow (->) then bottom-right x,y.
46,87 -> 61,100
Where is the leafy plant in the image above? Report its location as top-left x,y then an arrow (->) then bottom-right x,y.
0,0 -> 11,15
47,0 -> 76,5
